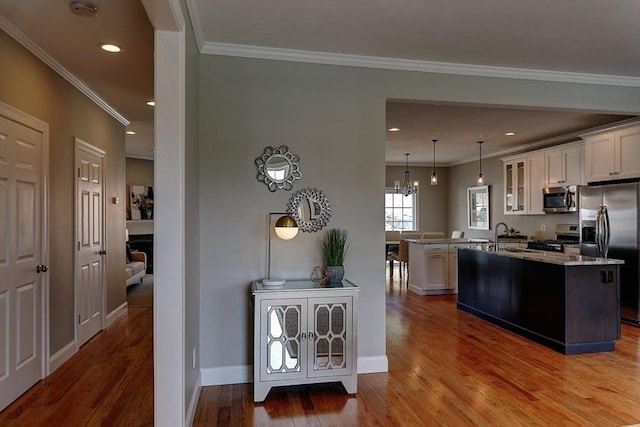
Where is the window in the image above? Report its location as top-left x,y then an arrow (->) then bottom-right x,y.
385,189 -> 417,231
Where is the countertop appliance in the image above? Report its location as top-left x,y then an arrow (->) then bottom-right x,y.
543,185 -> 579,213
580,180 -> 640,325
527,224 -> 579,253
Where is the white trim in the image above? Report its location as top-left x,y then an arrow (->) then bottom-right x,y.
0,101 -> 51,379
357,356 -> 389,374
200,356 -> 388,386
200,365 -> 252,386
185,0 -> 205,52
185,372 -> 202,427
106,302 -> 128,328
0,15 -> 130,126
125,153 -> 155,161
200,42 -> 640,88
48,341 -> 76,374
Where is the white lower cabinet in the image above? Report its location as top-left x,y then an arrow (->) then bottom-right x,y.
409,241 -> 483,294
251,280 -> 359,402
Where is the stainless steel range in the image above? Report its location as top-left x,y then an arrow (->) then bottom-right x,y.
527,224 -> 580,253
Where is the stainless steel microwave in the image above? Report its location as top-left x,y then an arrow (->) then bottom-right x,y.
543,185 -> 579,213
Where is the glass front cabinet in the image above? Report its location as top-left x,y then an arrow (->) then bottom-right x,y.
251,280 -> 359,402
504,158 -> 526,214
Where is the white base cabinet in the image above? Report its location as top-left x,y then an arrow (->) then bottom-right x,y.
408,241 -> 480,295
251,280 -> 359,402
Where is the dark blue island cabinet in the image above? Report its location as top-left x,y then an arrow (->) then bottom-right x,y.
457,248 -> 623,354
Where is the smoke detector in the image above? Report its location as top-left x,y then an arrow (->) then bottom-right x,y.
70,1 -> 98,17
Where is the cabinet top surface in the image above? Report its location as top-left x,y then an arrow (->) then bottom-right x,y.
252,279 -> 359,293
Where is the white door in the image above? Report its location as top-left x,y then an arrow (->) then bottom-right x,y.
75,140 -> 105,347
0,112 -> 46,411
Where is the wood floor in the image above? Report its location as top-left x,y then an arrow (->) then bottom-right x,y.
0,307 -> 154,427
1,272 -> 639,426
194,273 -> 640,426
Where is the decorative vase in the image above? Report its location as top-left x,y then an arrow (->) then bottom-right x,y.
325,265 -> 344,284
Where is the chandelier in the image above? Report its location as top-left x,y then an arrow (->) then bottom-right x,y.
395,153 -> 418,197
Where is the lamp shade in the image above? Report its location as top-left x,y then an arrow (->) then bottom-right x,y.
274,215 -> 298,240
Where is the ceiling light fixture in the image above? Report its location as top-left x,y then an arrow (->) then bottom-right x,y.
99,43 -> 122,53
505,132 -> 516,136
388,127 -> 400,132
394,153 -> 418,197
430,139 -> 438,186
69,1 -> 98,17
126,131 -> 136,135
146,101 -> 155,107
477,141 -> 484,185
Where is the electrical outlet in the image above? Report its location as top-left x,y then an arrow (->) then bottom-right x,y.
192,347 -> 197,369
540,224 -> 547,231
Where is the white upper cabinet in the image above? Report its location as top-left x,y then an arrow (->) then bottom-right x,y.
527,152 -> 546,215
545,142 -> 584,186
582,124 -> 640,183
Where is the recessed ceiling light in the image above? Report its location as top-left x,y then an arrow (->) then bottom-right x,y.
99,43 -> 122,53
388,127 -> 400,132
126,131 -> 136,135
146,101 -> 155,107
505,132 -> 516,136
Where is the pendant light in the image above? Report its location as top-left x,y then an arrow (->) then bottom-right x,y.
477,141 -> 484,185
430,139 -> 438,186
394,153 -> 418,196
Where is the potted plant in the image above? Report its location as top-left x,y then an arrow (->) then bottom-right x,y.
321,228 -> 349,284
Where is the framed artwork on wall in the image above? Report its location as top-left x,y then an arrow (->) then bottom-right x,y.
130,185 -> 154,220
468,185 -> 489,230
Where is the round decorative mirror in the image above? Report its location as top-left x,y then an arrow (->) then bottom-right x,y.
287,188 -> 331,232
255,146 -> 301,192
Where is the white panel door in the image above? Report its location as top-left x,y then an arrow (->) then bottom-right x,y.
0,114 -> 45,411
75,141 -> 105,347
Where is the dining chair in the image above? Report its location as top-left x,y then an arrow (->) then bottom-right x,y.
422,231 -> 445,239
451,230 -> 465,238
400,231 -> 421,240
390,239 -> 409,282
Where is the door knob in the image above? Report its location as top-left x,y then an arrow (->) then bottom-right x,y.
98,249 -> 107,255
36,264 -> 48,273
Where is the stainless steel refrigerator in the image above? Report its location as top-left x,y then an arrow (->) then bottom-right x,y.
580,181 -> 640,325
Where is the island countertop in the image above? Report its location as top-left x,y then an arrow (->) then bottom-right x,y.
467,246 -> 624,266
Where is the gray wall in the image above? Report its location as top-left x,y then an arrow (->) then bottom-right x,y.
197,53 -> 639,373
0,29 -> 126,354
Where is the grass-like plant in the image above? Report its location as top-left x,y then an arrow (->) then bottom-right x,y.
321,228 -> 349,266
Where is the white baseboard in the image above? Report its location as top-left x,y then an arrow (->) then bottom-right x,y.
49,340 -> 76,374
200,355 -> 388,386
357,356 -> 389,373
185,371 -> 202,426
106,301 -> 128,328
201,365 -> 252,386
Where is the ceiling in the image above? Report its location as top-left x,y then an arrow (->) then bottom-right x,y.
1,0 -> 638,162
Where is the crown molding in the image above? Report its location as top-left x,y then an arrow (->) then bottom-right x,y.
0,15 -> 130,126
201,41 -> 640,88
185,0 -> 206,52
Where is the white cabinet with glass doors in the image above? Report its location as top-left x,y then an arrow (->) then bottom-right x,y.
251,280 -> 359,402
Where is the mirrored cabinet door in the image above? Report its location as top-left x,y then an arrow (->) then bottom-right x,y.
260,299 -> 307,382
308,297 -> 353,378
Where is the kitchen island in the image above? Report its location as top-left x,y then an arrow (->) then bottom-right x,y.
457,248 -> 623,354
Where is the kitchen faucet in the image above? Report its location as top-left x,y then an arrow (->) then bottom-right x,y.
494,222 -> 509,252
